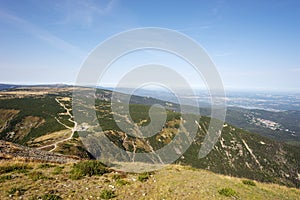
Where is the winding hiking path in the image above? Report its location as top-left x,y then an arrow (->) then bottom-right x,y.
112,111 -> 164,164
37,97 -> 77,152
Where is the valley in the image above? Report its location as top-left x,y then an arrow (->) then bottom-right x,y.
0,86 -> 299,189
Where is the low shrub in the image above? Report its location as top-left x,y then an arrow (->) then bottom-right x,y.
112,174 -> 121,180
68,170 -> 82,180
242,179 -> 256,186
28,171 -> 49,181
0,174 -> 12,182
116,179 -> 129,186
38,163 -> 56,169
218,187 -> 238,197
52,166 -> 64,175
112,172 -> 127,180
138,172 -> 150,182
7,187 -> 27,195
69,160 -> 109,180
100,189 -> 116,199
0,163 -> 31,174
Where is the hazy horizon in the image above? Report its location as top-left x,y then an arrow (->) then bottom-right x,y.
1,82 -> 300,94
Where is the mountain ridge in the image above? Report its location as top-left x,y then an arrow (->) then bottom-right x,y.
0,86 -> 299,188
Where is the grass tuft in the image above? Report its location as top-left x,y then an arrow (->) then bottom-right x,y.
0,163 -> 32,174
52,166 -> 64,175
7,186 -> 27,196
28,171 -> 49,181
38,163 -> 56,169
242,179 -> 256,186
116,179 -> 129,186
112,174 -> 121,180
138,172 -> 150,182
0,174 -> 12,183
218,187 -> 238,197
100,189 -> 116,199
69,160 -> 109,180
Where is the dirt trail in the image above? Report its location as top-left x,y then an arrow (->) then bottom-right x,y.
37,98 -> 77,152
112,111 -> 163,163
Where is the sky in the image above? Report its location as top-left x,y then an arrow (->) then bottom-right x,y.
0,0 -> 299,92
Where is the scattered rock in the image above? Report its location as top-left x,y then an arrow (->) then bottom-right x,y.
0,140 -> 80,163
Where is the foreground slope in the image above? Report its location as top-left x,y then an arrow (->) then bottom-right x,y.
0,159 -> 299,200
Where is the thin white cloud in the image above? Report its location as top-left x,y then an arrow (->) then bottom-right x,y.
84,0 -> 116,15
0,9 -> 85,57
54,0 -> 117,27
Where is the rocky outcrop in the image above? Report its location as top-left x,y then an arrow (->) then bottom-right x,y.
0,140 -> 80,163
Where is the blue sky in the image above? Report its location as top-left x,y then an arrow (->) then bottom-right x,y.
0,0 -> 299,91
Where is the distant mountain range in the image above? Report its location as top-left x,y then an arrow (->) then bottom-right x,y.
0,84 -> 20,90
0,83 -> 70,90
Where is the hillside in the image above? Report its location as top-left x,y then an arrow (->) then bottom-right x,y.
0,140 -> 80,163
0,159 -> 299,199
0,86 -> 299,188
127,88 -> 300,144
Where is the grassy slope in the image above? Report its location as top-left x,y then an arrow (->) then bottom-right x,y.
0,160 -> 299,200
94,100 -> 300,188
0,96 -> 66,144
179,121 -> 300,187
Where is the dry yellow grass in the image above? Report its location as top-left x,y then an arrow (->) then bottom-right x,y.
0,160 -> 299,200
59,97 -> 71,102
29,129 -> 72,147
12,116 -> 45,141
0,87 -> 88,99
